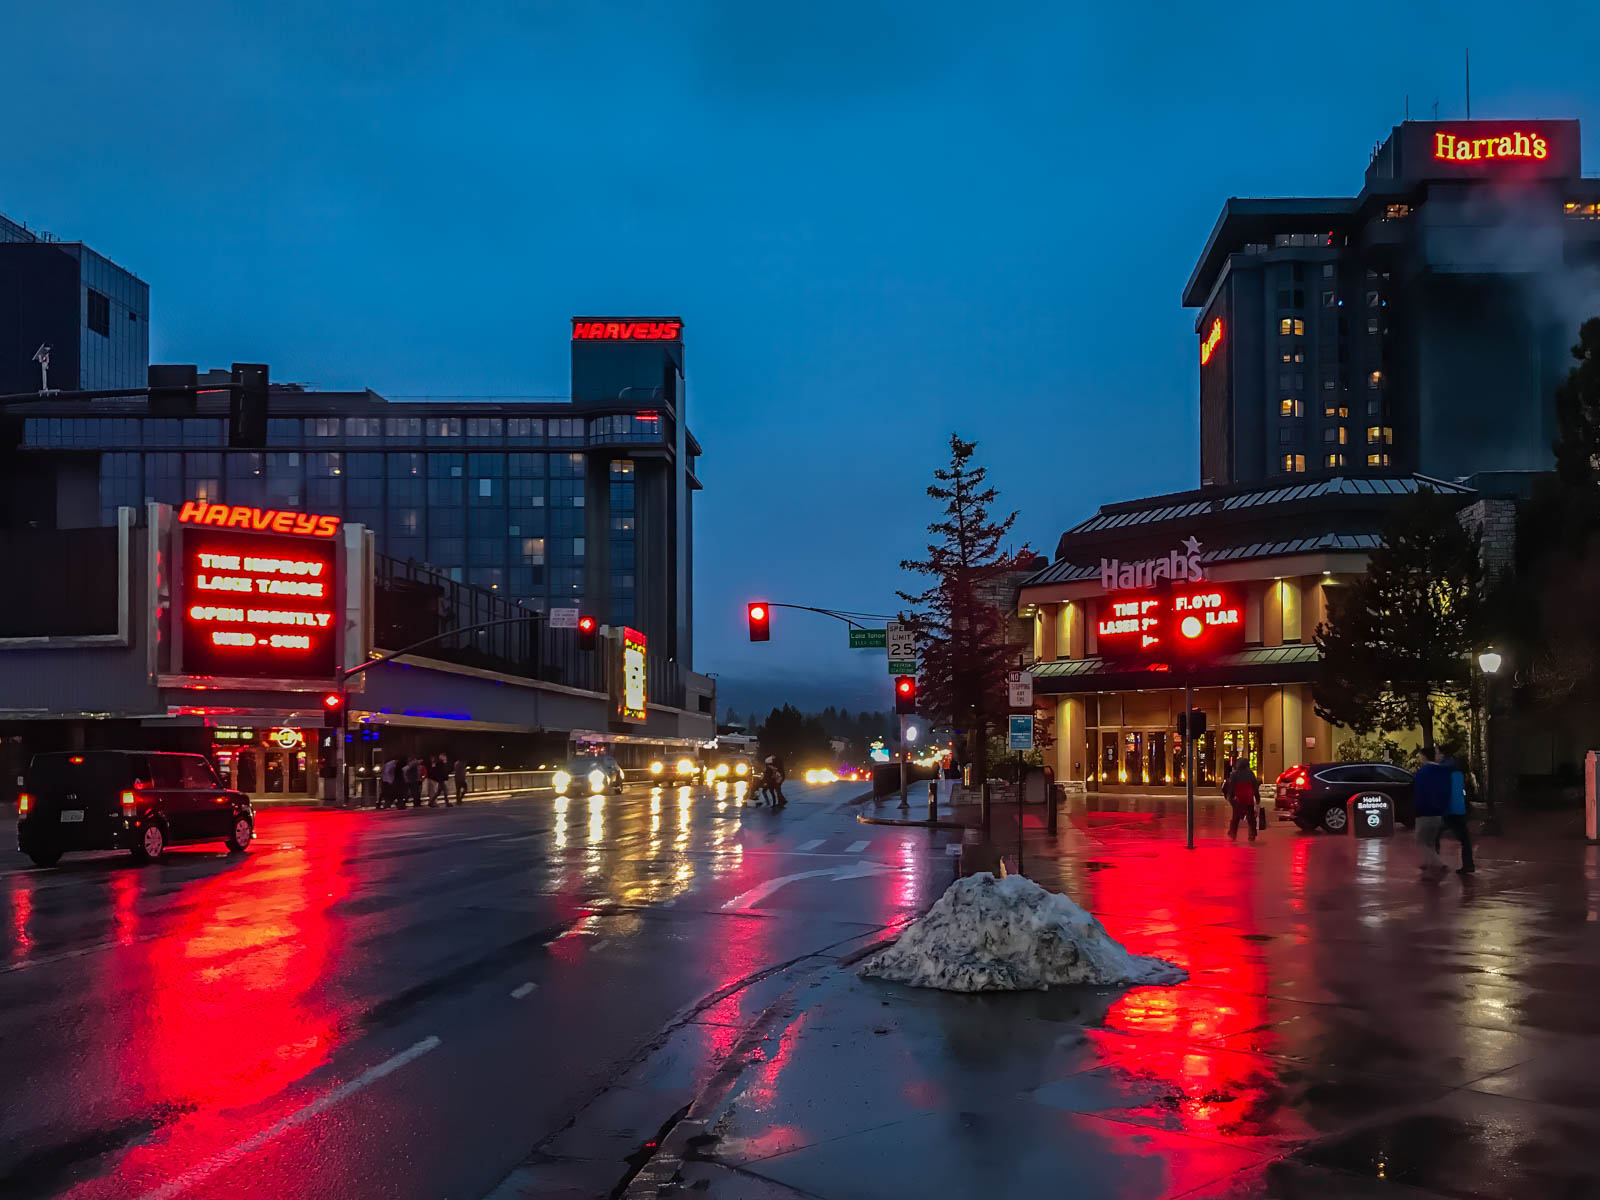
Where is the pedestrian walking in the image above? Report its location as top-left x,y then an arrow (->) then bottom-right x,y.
1412,748 -> 1450,877
403,756 -> 423,808
1224,757 -> 1259,841
1436,753 -> 1476,875
427,754 -> 449,807
770,755 -> 788,807
378,755 -> 400,809
453,757 -> 468,804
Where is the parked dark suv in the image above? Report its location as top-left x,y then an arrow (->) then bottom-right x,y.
16,751 -> 254,867
1279,761 -> 1415,833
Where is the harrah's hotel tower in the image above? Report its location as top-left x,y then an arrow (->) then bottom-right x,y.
1185,119 -> 1600,487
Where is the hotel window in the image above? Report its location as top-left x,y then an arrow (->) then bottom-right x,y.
87,289 -> 111,336
1280,398 -> 1302,418
1324,403 -> 1349,419
1279,318 -> 1293,335
1384,204 -> 1411,219
306,417 -> 342,439
385,416 -> 422,440
1278,428 -> 1295,446
1368,370 -> 1382,389
425,417 -> 462,441
1322,264 -> 1335,278
1280,454 -> 1306,474
1367,291 -> 1381,308
1322,427 -> 1347,444
344,417 -> 381,440
1325,453 -> 1344,468
1322,291 -> 1335,308
1367,452 -> 1391,467
1565,201 -> 1600,219
1367,318 -> 1380,335
1366,425 -> 1394,445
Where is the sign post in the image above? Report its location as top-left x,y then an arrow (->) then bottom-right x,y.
548,607 -> 579,630
1009,714 -> 1034,876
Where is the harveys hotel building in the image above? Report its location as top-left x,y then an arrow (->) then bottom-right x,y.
1020,119 -> 1600,792
0,313 -> 713,800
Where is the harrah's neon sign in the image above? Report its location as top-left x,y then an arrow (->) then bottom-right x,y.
1100,537 -> 1204,591
571,319 -> 682,342
1200,317 -> 1224,365
1434,130 -> 1548,163
179,500 -> 342,538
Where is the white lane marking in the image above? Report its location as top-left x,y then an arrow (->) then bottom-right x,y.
796,838 -> 824,853
844,839 -> 870,854
722,860 -> 893,912
510,982 -> 537,999
134,1035 -> 441,1200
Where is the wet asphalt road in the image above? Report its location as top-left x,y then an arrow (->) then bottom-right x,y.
0,781 -> 958,1199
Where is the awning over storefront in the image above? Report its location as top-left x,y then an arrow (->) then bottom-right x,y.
1032,643 -> 1321,694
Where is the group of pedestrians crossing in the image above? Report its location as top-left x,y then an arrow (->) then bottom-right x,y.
376,753 -> 469,809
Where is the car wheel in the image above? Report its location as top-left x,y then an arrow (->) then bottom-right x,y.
224,815 -> 253,853
130,821 -> 166,863
1320,802 -> 1349,834
27,846 -> 63,868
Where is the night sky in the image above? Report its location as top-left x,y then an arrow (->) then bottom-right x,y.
5,3 -> 1597,714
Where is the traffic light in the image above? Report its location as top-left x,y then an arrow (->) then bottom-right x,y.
747,602 -> 770,642
229,362 -> 269,448
322,692 -> 344,728
577,614 -> 597,650
1176,708 -> 1206,739
894,675 -> 916,714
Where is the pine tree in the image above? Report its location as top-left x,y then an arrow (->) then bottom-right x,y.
1313,488 -> 1486,754
898,435 -> 1030,783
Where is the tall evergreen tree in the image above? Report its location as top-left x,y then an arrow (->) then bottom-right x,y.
1553,317 -> 1600,494
1313,488 -> 1487,754
898,435 -> 1030,782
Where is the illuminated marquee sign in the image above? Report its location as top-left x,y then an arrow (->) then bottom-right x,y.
621,627 -> 648,723
1434,130 -> 1548,163
1100,537 -> 1205,591
1200,318 -> 1224,365
1097,580 -> 1246,664
571,319 -> 683,342
178,500 -> 341,539
176,501 -> 341,679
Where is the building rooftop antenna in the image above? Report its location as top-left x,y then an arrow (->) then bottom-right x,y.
1465,48 -> 1471,119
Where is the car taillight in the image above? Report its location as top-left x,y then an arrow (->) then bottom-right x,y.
17,792 -> 32,815
120,790 -> 137,811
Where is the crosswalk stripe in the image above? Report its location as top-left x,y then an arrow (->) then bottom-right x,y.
797,839 -> 824,852
844,839 -> 869,854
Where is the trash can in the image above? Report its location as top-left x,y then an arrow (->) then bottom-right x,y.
962,764 -> 973,788
1351,792 -> 1394,838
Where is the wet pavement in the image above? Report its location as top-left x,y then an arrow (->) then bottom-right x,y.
0,780 -> 958,1199
607,799 -> 1600,1199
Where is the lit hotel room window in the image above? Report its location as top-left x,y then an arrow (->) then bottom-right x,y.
1368,370 -> 1382,388
1280,398 -> 1302,418
1325,453 -> 1344,468
1281,454 -> 1306,474
1367,452 -> 1391,467
1325,403 -> 1349,419
1384,204 -> 1411,219
1367,426 -> 1394,445
1323,427 -> 1348,445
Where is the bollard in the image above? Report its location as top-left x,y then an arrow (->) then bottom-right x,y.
1047,782 -> 1058,835
928,778 -> 937,819
981,781 -> 991,834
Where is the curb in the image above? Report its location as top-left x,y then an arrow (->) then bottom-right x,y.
856,812 -> 970,830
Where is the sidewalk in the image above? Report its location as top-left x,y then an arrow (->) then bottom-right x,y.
620,797 -> 1600,1198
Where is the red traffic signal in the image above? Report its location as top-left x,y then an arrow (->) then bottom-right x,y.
322,692 -> 344,728
894,675 -> 916,714
577,615 -> 597,651
748,602 -> 771,642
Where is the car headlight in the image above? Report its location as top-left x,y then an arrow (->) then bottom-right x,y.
650,761 -> 664,775
588,769 -> 606,793
716,763 -> 729,777
676,758 -> 695,776
735,762 -> 748,776
553,770 -> 571,792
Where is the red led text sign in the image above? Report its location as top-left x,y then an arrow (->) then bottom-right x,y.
1434,130 -> 1548,163
1200,317 -> 1224,365
1097,583 -> 1246,664
179,529 -> 339,679
179,500 -> 341,539
571,319 -> 683,342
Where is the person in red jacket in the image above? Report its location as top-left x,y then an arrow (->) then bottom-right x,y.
1223,758 -> 1259,842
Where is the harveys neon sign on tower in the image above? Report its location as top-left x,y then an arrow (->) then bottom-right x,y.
174,501 -> 343,679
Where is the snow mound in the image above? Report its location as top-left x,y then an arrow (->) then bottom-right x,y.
861,872 -> 1185,992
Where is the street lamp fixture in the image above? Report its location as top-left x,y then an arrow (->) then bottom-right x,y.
1478,649 -> 1502,675
905,726 -> 919,743
1477,648 -> 1505,835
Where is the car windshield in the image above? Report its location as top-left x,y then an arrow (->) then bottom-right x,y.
569,756 -> 605,772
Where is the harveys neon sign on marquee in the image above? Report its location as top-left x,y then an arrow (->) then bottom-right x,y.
571,319 -> 682,342
177,501 -> 340,679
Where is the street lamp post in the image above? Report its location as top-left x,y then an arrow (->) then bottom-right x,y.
1477,649 -> 1503,836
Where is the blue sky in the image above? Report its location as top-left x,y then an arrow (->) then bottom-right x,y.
5,2 -> 1598,713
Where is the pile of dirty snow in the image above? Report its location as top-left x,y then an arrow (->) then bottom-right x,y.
861,872 -> 1185,992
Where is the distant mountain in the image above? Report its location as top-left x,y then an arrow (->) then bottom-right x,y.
711,673 -> 889,723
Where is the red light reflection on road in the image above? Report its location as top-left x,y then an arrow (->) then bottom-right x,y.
7,882 -> 33,962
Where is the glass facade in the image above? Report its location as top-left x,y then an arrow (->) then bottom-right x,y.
608,459 -> 636,627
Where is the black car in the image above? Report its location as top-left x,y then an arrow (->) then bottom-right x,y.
17,751 -> 254,867
1280,761 -> 1415,833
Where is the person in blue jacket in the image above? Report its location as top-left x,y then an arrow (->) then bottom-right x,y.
1436,755 -> 1476,875
1411,749 -> 1450,876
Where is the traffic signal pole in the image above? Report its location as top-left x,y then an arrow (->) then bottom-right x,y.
898,713 -> 909,809
1185,674 -> 1195,850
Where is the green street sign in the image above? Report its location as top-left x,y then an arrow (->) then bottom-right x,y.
849,628 -> 887,649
